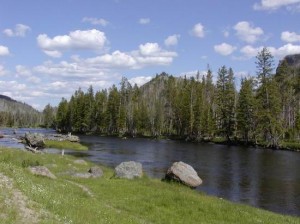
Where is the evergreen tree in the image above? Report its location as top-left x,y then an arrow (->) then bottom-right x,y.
43,104 -> 56,128
94,90 -> 108,133
106,85 -> 120,134
255,47 -> 283,147
83,85 -> 95,131
193,72 -> 204,139
215,66 -> 236,141
275,60 -> 298,139
201,67 -> 216,138
237,78 -> 255,142
56,98 -> 69,132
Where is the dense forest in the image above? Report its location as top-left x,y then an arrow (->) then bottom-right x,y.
0,95 -> 43,127
52,48 -> 300,148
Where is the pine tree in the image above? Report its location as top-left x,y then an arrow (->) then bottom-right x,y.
275,60 -> 298,139
56,98 -> 69,132
255,47 -> 283,147
201,67 -> 216,139
193,72 -> 204,140
83,85 -> 95,131
94,90 -> 108,133
43,103 -> 56,128
237,78 -> 255,143
215,66 -> 236,141
107,85 -> 120,134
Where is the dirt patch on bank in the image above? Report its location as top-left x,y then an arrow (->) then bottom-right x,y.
0,172 -> 39,223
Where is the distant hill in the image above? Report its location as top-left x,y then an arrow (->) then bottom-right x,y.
0,94 -> 17,103
0,94 -> 42,127
0,94 -> 39,114
281,54 -> 300,68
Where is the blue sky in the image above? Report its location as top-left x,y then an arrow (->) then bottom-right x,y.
0,0 -> 300,110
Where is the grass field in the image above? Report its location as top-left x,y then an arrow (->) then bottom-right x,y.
44,140 -> 88,151
0,147 -> 299,224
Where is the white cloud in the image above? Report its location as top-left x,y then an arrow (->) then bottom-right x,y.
139,18 -> 150,24
223,30 -> 230,38
191,23 -> 205,38
240,45 -> 264,58
82,17 -> 109,26
16,65 -> 32,77
164,34 -> 180,47
0,45 -> 10,56
134,43 -> 177,67
281,31 -> 300,43
33,42 -> 177,85
43,50 -> 62,58
37,29 -> 108,58
33,60 -> 107,78
0,81 -> 26,92
275,43 -> 300,57
3,24 -> 31,37
84,50 -> 137,68
253,0 -> 300,10
240,44 -> 300,59
27,76 -> 41,84
214,43 -> 237,56
139,42 -> 161,56
72,42 -> 177,70
3,40 -> 177,110
15,66 -> 41,84
234,21 -> 264,43
0,65 -> 9,76
129,76 -> 152,86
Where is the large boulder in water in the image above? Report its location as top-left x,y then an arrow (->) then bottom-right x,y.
25,132 -> 45,149
114,161 -> 143,179
164,161 -> 202,188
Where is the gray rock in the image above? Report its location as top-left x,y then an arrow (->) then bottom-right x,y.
66,133 -> 80,142
165,161 -> 202,188
25,132 -> 45,149
73,159 -> 87,165
29,166 -> 56,179
114,161 -> 143,179
72,173 -> 92,178
88,166 -> 103,178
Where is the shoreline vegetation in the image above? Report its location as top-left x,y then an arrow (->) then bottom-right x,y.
0,146 -> 299,223
63,130 -> 300,152
44,139 -> 88,151
51,49 -> 300,153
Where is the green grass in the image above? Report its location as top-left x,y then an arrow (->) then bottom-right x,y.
44,140 -> 88,151
280,141 -> 300,151
0,147 -> 299,223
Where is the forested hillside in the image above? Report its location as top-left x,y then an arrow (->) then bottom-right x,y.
0,95 -> 43,127
55,48 -> 300,148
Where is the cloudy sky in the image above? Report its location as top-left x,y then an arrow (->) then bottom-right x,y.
0,0 -> 300,110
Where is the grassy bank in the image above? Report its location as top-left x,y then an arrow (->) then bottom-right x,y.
0,147 -> 298,224
44,140 -> 88,151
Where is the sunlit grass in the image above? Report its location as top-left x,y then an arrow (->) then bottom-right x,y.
44,140 -> 88,151
280,141 -> 300,151
0,147 -> 299,223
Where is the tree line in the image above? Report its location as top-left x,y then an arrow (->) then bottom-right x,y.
54,48 -> 300,148
0,96 -> 43,127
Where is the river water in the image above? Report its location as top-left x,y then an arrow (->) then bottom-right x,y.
1,128 -> 299,216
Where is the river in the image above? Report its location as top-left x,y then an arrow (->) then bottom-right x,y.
0,128 -> 299,216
